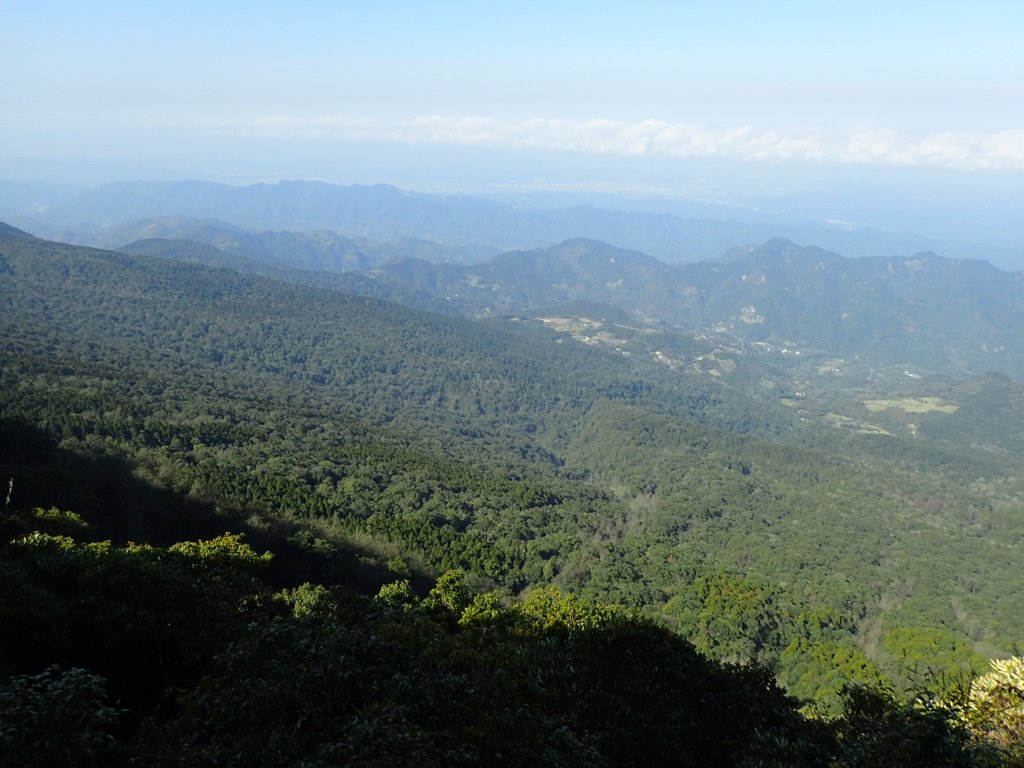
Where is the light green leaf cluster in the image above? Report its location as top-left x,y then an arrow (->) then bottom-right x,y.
964,656 -> 1024,751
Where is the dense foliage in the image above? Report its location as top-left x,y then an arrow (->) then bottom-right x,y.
0,504 -> 1013,766
3,227 -> 1024,763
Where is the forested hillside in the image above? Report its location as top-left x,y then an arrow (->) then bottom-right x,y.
3,225 -> 1024,765
115,228 -> 1024,383
89,214 -> 491,268
117,236 -> 461,314
362,237 -> 1024,380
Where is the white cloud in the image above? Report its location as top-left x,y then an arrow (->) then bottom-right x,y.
227,115 -> 1024,171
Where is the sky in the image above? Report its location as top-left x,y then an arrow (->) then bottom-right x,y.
2,1 -> 1024,243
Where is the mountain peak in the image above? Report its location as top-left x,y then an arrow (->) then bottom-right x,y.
720,238 -> 840,266
548,237 -> 660,264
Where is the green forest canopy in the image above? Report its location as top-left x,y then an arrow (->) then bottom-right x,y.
2,227 -> 1024,764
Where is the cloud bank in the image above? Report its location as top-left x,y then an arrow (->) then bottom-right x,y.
233,116 -> 1024,171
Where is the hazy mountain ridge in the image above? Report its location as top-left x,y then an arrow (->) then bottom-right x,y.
27,213 -> 492,270
20,180 -> 538,249
9,177 -> 1013,266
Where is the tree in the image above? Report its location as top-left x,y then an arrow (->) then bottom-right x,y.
963,656 -> 1024,756
0,666 -> 119,768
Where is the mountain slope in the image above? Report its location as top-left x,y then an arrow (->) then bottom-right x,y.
366,236 -> 1024,380
702,239 -> 1024,375
116,237 -> 461,314
4,225 -> 1024,705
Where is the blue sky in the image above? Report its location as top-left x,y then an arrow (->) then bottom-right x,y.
2,1 -> 1024,195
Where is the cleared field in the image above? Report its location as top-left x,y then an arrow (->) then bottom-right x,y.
862,396 -> 960,414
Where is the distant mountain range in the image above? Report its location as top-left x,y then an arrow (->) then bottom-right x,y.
99,219 -> 1024,382
4,173 -> 1021,383
359,237 -> 1024,380
6,177 -> 1018,266
33,214 -> 493,269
